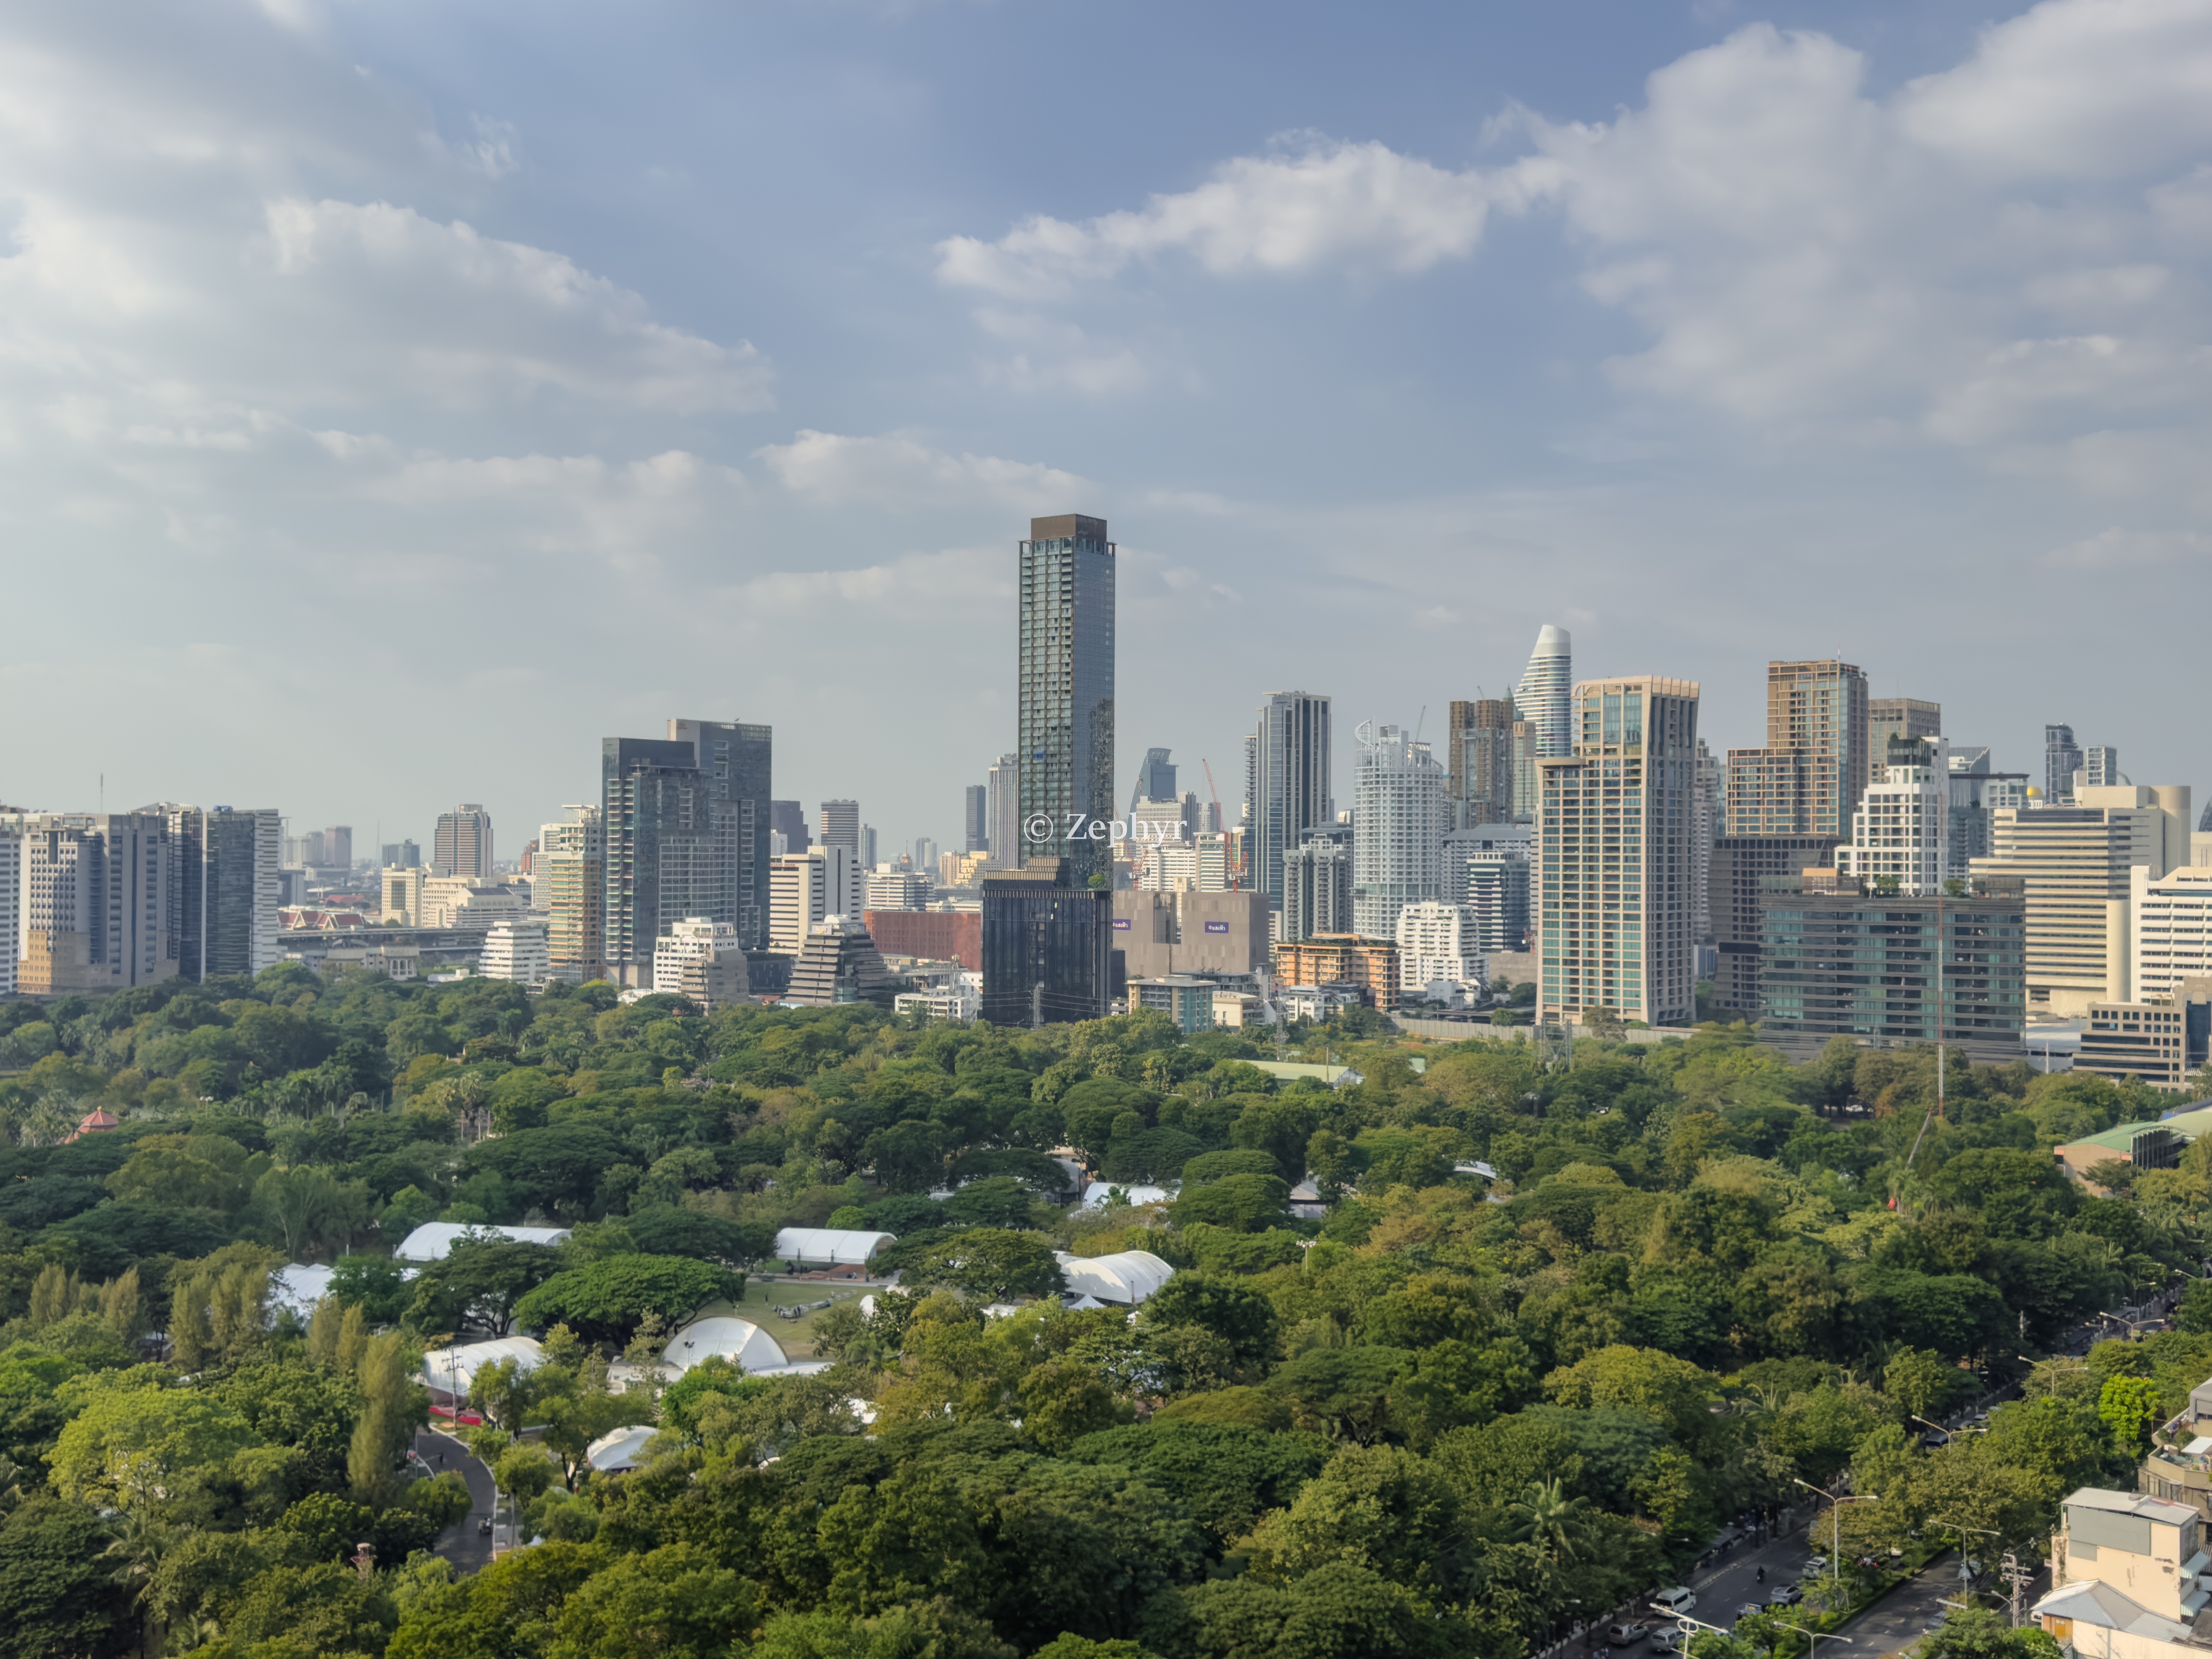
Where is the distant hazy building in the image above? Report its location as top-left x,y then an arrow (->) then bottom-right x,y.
867,869 -> 930,911
1759,874 -> 2026,1062
1398,901 -> 1483,991
818,800 -> 860,862
17,813 -> 179,995
1351,721 -> 1448,941
981,858 -> 1113,1026
433,805 -> 494,879
539,806 -> 605,984
1538,676 -> 1702,1028
862,826 -> 878,870
322,826 -> 353,870
786,915 -> 896,1008
167,805 -> 282,981
964,785 -> 989,854
1726,659 -> 1869,840
1835,737 -> 1952,896
1017,514 -> 1117,890
479,919 -> 551,989
1132,747 -> 1176,808
380,840 -> 421,869
653,916 -> 750,1010
2045,725 -> 2084,805
420,877 -> 531,932
2084,745 -> 2123,789
988,754 -> 1020,867
1972,785 -> 2193,1015
1514,625 -> 1573,761
1282,833 -> 1353,942
770,801 -> 810,857
1867,698 -> 1941,795
1252,691 -> 1333,912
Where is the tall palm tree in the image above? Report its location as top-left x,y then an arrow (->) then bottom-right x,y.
103,1510 -> 177,1657
1506,1477 -> 1595,1567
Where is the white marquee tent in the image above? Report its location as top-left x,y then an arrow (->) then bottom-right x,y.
1054,1249 -> 1175,1306
663,1315 -> 789,1377
393,1222 -> 572,1263
772,1228 -> 895,1266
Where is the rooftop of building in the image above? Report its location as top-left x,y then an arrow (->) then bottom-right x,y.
2068,1488 -> 2203,1525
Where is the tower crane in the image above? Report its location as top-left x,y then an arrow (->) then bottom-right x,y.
1200,758 -> 1242,890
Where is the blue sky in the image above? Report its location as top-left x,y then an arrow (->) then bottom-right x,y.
3,0 -> 2208,855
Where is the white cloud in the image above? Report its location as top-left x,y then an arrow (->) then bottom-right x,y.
2043,526 -> 2212,567
936,137 -> 1496,299
754,429 -> 1094,512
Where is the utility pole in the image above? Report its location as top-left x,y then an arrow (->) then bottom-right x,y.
2001,1552 -> 2033,1627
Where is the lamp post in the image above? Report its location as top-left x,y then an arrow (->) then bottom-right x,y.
1793,1479 -> 1881,1592
1774,1623 -> 1853,1659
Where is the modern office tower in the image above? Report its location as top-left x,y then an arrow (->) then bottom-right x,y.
1866,699 -> 1941,794
1242,733 -> 1258,828
769,848 -> 861,954
1757,874 -> 2026,1062
1725,659 -> 1869,839
380,839 -> 421,869
165,805 -> 282,981
2084,746 -> 2123,788
1397,901 -> 1482,992
1946,750 -> 2032,880
1016,513 -> 1117,890
1970,784 -> 2193,1015
1708,835 -> 1843,1015
1448,697 -> 1516,827
600,737 -> 735,984
17,813 -> 179,994
1445,823 -> 1532,954
1132,747 -> 1176,809
539,805 -> 605,984
1835,737 -> 1953,895
980,858 -> 1113,1025
787,915 -> 898,1008
1537,676 -> 1702,1027
323,826 -> 354,870
862,826 -> 878,869
1514,625 -> 1574,759
1508,718 -> 1541,820
479,918 -> 551,988
1281,832 -> 1353,941
819,800 -> 860,861
669,718 -> 773,949
770,801 -> 811,857
0,828 -> 19,997
2046,724 -> 2084,804
987,755 -> 1020,865
911,838 -> 937,879
652,916 -> 750,1010
1351,721 -> 1448,941
1691,738 -> 1719,939
867,868 -> 930,911
433,805 -> 494,878
964,785 -> 989,854
1252,691 -> 1333,910
2133,865 -> 2212,1005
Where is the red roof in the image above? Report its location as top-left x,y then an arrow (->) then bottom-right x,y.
64,1109 -> 120,1144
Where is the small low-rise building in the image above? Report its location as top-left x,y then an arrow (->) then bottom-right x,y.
480,918 -> 552,988
2035,1488 -> 2212,1659
1129,975 -> 1216,1034
1273,934 -> 1401,1012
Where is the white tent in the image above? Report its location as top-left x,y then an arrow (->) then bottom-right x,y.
393,1222 -> 572,1263
1079,1183 -> 1173,1210
664,1315 -> 789,1377
269,1263 -> 336,1321
772,1227 -> 895,1266
421,1336 -> 544,1400
1054,1249 -> 1175,1305
586,1424 -> 660,1473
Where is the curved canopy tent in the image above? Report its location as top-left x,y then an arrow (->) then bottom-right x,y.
394,1222 -> 572,1263
772,1227 -> 896,1266
663,1315 -> 789,1377
1054,1249 -> 1175,1306
420,1336 -> 544,1401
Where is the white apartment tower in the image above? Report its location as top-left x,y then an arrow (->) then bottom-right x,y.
1514,625 -> 1573,759
2132,864 -> 2212,1006
1350,722 -> 1448,941
1835,737 -> 1952,896
770,847 -> 859,954
1397,900 -> 1483,991
1537,676 -> 1702,1027
479,918 -> 552,988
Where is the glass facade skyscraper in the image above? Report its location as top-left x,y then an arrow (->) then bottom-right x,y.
1252,691 -> 1332,909
1016,514 -> 1116,886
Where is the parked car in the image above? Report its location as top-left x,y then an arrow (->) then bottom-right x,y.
1608,1624 -> 1652,1645
1735,1604 -> 1765,1622
1920,1429 -> 1951,1448
1805,1556 -> 1829,1575
1653,1588 -> 1698,1618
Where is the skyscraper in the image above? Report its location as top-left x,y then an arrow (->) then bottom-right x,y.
1867,698 -> 1941,794
1251,692 -> 1332,910
602,738 -> 740,985
167,805 -> 282,981
819,800 -> 860,861
0,828 -> 17,998
1691,739 -> 1719,940
16,813 -> 180,994
322,826 -> 353,871
1132,747 -> 1176,810
2046,724 -> 2084,805
770,801 -> 810,856
1724,659 -> 1869,840
669,718 -> 773,950
1448,697 -> 1516,827
1017,514 -> 1116,887
1282,832 -> 1353,942
380,840 -> 421,869
2084,745 -> 2122,788
987,754 -> 1020,866
539,805 -> 605,984
1835,737 -> 1953,895
1514,625 -> 1573,759
1351,722 -> 1448,941
980,859 -> 1113,1025
964,785 -> 989,854
1537,676 -> 1703,1027
433,805 -> 494,879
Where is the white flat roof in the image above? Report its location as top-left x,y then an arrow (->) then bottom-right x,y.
393,1222 -> 572,1262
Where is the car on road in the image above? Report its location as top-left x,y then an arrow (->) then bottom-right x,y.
1735,1604 -> 1765,1622
1654,1588 -> 1698,1618
1767,1586 -> 1804,1607
1805,1556 -> 1829,1575
1608,1624 -> 1652,1645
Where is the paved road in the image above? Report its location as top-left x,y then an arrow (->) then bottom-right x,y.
416,1427 -> 496,1575
1841,1553 -> 1974,1659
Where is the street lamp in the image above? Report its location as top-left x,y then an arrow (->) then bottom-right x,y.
1774,1623 -> 1853,1659
1793,1479 -> 1882,1587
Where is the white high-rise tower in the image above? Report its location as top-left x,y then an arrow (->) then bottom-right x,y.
1515,625 -> 1573,759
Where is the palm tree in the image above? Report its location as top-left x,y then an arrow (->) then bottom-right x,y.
103,1511 -> 177,1657
1506,1477 -> 1595,1567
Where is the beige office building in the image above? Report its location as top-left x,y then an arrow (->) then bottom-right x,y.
769,848 -> 859,955
1970,784 -> 2192,1016
539,806 -> 605,983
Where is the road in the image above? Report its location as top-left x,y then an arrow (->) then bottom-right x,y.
416,1427 -> 497,1575
1842,1553 -> 1975,1659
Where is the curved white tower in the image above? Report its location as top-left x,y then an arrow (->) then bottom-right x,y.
1515,625 -> 1573,758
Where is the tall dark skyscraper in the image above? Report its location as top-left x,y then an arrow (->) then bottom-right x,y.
1017,514 -> 1115,886
670,718 -> 773,950
770,800 -> 810,855
964,785 -> 989,854
1252,692 -> 1332,910
2046,723 -> 2083,804
1131,747 -> 1175,810
601,727 -> 765,986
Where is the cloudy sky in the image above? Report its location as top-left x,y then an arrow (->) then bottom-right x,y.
3,0 -> 2209,856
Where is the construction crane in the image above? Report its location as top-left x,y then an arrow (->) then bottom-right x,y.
1200,758 -> 1242,889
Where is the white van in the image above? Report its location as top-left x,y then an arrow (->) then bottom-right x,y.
1653,1588 -> 1698,1618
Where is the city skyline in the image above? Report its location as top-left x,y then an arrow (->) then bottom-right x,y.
1,1 -> 2206,850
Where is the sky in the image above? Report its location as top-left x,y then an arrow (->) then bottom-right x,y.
3,0 -> 2211,858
